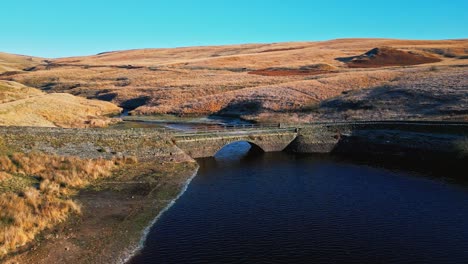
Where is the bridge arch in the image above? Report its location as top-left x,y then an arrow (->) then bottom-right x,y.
213,140 -> 265,157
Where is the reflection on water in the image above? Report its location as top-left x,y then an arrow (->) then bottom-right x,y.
131,142 -> 468,264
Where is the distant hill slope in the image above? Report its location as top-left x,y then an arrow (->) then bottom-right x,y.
51,39 -> 466,68
1,38 -> 467,122
0,52 -> 43,74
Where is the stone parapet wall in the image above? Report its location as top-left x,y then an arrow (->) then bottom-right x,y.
0,127 -> 192,162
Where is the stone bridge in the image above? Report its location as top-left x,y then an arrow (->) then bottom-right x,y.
0,121 -> 466,161
172,125 -> 298,158
172,121 -> 468,159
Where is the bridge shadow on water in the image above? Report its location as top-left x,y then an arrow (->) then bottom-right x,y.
327,152 -> 468,187
197,140 -> 468,188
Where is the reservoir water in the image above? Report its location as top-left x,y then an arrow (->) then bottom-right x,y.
130,141 -> 468,264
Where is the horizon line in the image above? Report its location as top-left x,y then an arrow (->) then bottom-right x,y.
2,37 -> 467,59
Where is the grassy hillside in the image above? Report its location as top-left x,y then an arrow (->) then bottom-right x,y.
51,39 -> 467,68
0,52 -> 43,74
0,81 -> 43,103
1,39 -> 467,122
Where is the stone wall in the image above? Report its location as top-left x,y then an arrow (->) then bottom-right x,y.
0,127 -> 193,162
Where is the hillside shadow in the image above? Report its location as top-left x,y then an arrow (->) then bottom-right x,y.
96,92 -> 118,102
214,100 -> 263,117
120,96 -> 151,110
335,55 -> 359,63
317,84 -> 468,118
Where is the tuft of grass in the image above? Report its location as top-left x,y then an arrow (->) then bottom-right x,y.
0,172 -> 11,181
0,188 -> 81,256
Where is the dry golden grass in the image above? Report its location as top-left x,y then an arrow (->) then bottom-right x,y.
6,66 -> 291,113
51,39 -> 467,69
1,38 -> 466,119
0,152 -> 137,257
0,52 -> 42,74
0,189 -> 80,256
0,81 -> 122,128
0,172 -> 11,181
0,81 -> 43,103
134,69 -> 401,115
252,66 -> 467,123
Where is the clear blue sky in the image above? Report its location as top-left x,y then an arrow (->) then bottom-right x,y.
2,0 -> 467,58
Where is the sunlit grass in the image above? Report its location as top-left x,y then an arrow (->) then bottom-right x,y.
0,81 -> 122,128
0,152 -> 137,257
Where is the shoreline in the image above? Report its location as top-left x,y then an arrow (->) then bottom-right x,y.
121,166 -> 199,263
4,161 -> 199,264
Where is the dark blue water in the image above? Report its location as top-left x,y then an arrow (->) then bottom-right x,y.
130,142 -> 468,264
